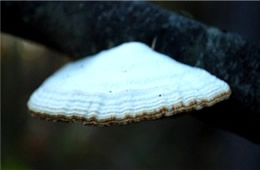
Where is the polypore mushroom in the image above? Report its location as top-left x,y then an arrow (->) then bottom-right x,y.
27,42 -> 231,126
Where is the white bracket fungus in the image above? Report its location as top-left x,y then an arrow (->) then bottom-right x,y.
28,42 -> 231,126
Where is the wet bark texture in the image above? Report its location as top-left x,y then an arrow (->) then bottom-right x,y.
2,1 -> 260,144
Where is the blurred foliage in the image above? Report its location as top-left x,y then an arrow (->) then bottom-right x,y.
1,2 -> 260,169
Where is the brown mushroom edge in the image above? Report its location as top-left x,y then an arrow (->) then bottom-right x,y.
29,90 -> 231,126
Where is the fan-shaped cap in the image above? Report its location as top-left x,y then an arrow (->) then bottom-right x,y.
28,42 -> 231,126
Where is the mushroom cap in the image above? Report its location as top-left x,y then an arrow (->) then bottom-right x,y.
28,42 -> 231,126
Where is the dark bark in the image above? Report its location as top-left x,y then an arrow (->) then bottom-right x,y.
2,1 -> 260,144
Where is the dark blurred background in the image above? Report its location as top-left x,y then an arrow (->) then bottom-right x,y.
1,2 -> 260,169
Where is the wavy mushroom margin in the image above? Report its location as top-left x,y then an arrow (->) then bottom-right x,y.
29,90 -> 231,126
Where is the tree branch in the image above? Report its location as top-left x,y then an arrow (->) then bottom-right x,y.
2,1 -> 260,144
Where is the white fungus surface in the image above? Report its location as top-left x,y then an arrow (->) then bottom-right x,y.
28,42 -> 231,125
